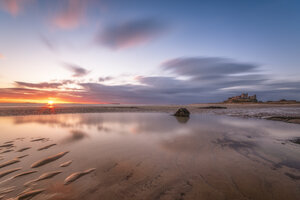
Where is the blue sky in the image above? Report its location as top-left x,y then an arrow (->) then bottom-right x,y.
0,0 -> 300,103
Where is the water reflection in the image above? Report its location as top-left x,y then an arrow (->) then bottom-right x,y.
174,116 -> 190,124
61,130 -> 89,144
0,113 -> 299,199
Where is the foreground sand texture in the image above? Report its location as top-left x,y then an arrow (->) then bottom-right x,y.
0,110 -> 299,199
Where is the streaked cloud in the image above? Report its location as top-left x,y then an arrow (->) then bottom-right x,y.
95,18 -> 168,49
162,57 -> 258,80
1,56 -> 300,104
40,34 -> 57,51
98,76 -> 113,82
51,0 -> 86,30
64,63 -> 90,77
15,81 -> 63,89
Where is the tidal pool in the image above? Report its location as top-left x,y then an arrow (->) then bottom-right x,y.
0,113 -> 299,199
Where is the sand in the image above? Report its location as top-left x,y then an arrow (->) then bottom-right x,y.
0,103 -> 300,124
0,105 -> 299,199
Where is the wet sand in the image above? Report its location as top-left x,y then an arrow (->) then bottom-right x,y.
0,110 -> 299,199
0,103 -> 300,124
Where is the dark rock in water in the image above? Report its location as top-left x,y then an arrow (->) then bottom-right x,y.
174,108 -> 190,117
266,116 -> 300,124
198,106 -> 227,109
285,172 -> 300,180
290,138 -> 300,145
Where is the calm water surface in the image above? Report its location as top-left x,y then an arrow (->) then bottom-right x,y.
0,113 -> 299,200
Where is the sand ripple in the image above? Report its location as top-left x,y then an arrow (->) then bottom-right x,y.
31,151 -> 69,168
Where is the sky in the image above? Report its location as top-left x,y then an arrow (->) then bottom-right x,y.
0,0 -> 300,104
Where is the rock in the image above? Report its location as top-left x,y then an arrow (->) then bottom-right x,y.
174,108 -> 190,117
290,138 -> 300,145
198,106 -> 227,109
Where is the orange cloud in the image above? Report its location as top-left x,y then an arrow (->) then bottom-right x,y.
52,0 -> 86,30
0,88 -> 92,104
0,53 -> 4,59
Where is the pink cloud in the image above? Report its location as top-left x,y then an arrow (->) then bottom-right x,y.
52,0 -> 86,30
1,0 -> 21,16
95,18 -> 168,50
1,0 -> 33,16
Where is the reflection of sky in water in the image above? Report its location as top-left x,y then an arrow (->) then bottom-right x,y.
0,113 -> 299,199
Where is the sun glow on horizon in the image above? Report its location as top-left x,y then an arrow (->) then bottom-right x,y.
47,100 -> 54,105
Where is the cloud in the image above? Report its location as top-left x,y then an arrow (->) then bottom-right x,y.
0,0 -> 33,16
64,63 -> 90,77
15,81 -> 63,89
40,34 -> 57,51
162,57 -> 258,80
0,53 -> 4,59
51,0 -> 86,30
1,0 -> 21,16
95,18 -> 168,49
1,56 -> 300,104
98,76 -> 113,82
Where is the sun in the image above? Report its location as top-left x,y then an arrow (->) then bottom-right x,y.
48,100 -> 54,105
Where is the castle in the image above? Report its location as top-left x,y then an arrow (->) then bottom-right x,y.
224,93 -> 258,103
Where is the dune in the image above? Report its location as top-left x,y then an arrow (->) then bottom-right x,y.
17,154 -> 29,159
31,151 -> 69,168
16,147 -> 31,152
12,170 -> 38,179
0,168 -> 21,178
0,159 -> 20,169
1,149 -> 13,154
64,168 -> 96,185
60,160 -> 72,167
0,186 -> 16,195
13,188 -> 45,200
30,138 -> 47,142
0,144 -> 13,148
37,144 -> 56,151
24,171 -> 61,186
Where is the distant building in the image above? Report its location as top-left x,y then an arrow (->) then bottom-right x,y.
224,93 -> 258,103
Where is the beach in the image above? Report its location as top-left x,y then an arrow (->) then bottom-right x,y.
1,103 -> 300,124
0,104 -> 299,199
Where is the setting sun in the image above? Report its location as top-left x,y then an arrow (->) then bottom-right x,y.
48,100 -> 54,105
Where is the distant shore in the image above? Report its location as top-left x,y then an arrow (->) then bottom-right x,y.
0,103 -> 300,124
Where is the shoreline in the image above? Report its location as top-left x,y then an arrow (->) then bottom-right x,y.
0,103 -> 300,124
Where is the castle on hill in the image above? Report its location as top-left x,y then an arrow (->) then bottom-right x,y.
224,93 -> 258,103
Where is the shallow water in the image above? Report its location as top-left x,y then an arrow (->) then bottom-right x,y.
0,113 -> 299,200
